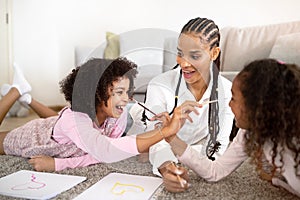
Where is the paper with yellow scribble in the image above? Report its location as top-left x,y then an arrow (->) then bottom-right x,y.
74,173 -> 162,200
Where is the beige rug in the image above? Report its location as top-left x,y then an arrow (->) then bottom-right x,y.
0,155 -> 299,200
0,114 -> 299,199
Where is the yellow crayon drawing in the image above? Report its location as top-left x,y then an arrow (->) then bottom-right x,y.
110,182 -> 144,195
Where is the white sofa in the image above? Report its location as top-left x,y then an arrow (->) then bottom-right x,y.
219,20 -> 300,81
76,28 -> 179,102
75,20 -> 300,102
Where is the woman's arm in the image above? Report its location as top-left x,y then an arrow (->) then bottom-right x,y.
144,73 -> 183,175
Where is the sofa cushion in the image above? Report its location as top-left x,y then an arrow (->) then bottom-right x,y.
118,28 -> 178,95
269,32 -> 300,66
86,44 -> 106,61
220,21 -> 300,72
74,45 -> 98,66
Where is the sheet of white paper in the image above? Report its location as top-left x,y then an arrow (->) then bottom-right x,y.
73,173 -> 162,200
0,170 -> 86,200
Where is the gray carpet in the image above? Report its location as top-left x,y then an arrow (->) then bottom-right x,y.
0,155 -> 299,200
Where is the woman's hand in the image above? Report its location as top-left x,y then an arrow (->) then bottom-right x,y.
162,101 -> 201,137
135,101 -> 200,153
174,100 -> 201,123
28,155 -> 55,172
159,161 -> 190,193
150,112 -> 171,128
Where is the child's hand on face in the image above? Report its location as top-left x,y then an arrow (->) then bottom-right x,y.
28,155 -> 55,172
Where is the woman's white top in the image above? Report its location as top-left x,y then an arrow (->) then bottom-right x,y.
130,67 -> 234,175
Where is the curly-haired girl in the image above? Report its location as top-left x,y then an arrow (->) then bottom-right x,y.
164,59 -> 300,197
0,58 -> 200,172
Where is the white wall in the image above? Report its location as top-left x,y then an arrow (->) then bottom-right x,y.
12,0 -> 300,105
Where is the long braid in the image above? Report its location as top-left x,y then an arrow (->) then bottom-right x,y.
181,17 -> 221,160
207,64 -> 220,160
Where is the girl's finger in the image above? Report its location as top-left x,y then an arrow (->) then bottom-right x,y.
182,101 -> 201,108
185,115 -> 193,123
163,173 -> 186,189
177,105 -> 199,116
185,105 -> 200,115
150,112 -> 170,121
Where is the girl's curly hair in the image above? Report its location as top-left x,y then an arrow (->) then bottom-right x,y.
59,57 -> 138,109
236,58 -> 300,180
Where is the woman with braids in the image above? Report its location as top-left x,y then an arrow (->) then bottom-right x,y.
130,17 -> 234,180
166,59 -> 300,197
0,58 -> 200,172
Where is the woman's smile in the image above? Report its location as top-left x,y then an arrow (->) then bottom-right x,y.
182,70 -> 196,79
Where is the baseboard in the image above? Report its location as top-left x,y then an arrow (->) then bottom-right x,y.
48,105 -> 66,112
28,105 -> 66,114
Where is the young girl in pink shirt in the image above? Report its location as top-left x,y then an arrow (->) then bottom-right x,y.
0,57 -> 200,172
163,59 -> 300,197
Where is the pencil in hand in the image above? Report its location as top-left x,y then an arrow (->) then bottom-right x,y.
201,99 -> 218,106
171,162 -> 186,188
133,99 -> 157,116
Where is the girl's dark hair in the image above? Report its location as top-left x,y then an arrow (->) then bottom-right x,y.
59,57 -> 138,110
237,58 -> 300,179
181,17 -> 221,160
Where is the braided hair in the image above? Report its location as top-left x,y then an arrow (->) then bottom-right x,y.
181,17 -> 221,160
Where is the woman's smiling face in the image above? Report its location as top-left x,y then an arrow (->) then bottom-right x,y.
176,33 -> 218,85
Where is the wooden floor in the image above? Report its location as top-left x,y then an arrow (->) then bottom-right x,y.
0,104 -> 132,132
0,112 -> 39,132
0,106 -> 64,132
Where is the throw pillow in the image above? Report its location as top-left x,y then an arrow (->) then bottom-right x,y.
104,32 -> 120,59
269,32 -> 300,66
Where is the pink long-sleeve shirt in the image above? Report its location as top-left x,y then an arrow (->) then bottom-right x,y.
176,129 -> 300,197
52,107 -> 139,171
4,107 -> 139,171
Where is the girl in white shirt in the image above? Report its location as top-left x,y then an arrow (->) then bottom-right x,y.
165,59 -> 300,197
